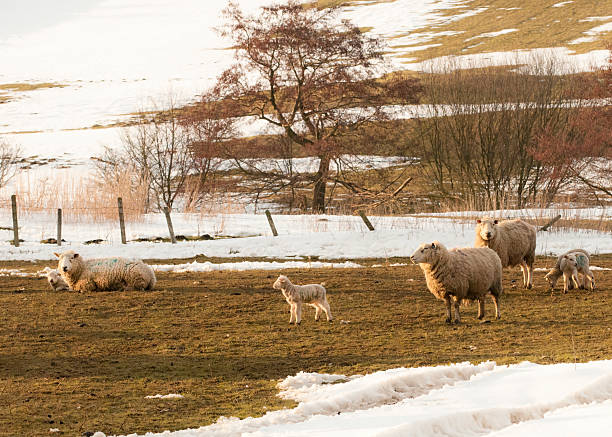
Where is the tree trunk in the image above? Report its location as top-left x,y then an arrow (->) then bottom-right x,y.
312,155 -> 331,213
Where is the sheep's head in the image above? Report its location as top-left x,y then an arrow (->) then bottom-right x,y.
273,275 -> 289,290
544,270 -> 559,288
561,253 -> 578,269
55,250 -> 80,274
410,241 -> 444,264
476,217 -> 499,241
46,269 -> 62,287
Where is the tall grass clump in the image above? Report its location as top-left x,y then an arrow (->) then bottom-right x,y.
0,169 -> 148,223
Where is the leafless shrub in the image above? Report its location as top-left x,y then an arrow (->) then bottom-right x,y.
0,138 -> 22,189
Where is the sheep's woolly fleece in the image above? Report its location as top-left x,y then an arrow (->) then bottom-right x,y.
56,251 -> 156,292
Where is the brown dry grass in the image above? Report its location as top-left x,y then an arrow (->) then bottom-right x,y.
1,255 -> 611,436
0,172 -> 148,223
0,83 -> 67,92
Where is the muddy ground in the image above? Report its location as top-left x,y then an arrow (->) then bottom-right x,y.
1,255 -> 611,436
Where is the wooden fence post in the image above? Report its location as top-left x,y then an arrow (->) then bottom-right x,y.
57,208 -> 62,246
163,207 -> 177,244
265,210 -> 278,236
117,197 -> 127,244
11,194 -> 19,247
358,210 -> 375,231
539,214 -> 561,232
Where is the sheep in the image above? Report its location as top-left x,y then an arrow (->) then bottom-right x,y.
272,275 -> 333,325
410,241 -> 502,324
475,217 -> 536,289
54,250 -> 156,292
545,249 -> 595,292
42,267 -> 71,291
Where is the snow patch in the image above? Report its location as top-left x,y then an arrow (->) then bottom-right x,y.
145,394 -> 184,399
113,360 -> 612,437
151,260 -> 363,273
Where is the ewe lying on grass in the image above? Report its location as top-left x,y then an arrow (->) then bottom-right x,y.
54,250 -> 156,292
475,217 -> 536,289
273,275 -> 333,325
411,241 -> 502,324
545,249 -> 595,293
43,267 -> 71,291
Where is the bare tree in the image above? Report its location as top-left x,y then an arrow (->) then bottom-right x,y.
181,90 -> 239,209
531,45 -> 612,202
212,0 -> 421,212
411,55 -> 586,210
0,138 -> 22,189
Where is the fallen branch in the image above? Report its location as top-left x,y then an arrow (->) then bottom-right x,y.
539,214 -> 561,232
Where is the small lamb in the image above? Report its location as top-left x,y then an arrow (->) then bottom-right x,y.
273,275 -> 333,324
43,267 -> 71,291
545,250 -> 595,293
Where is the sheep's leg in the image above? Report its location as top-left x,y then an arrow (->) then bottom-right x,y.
444,296 -> 452,324
477,298 -> 485,320
521,261 -> 534,289
314,304 -> 322,321
289,304 -> 296,324
562,273 -> 569,294
571,270 -> 580,291
586,270 -> 595,291
452,298 -> 461,324
322,299 -> 333,322
491,294 -> 501,319
519,262 -> 528,288
578,271 -> 586,289
527,262 -> 533,290
296,302 -> 302,325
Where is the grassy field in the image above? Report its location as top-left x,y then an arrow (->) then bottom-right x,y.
1,255 -> 611,436
310,0 -> 612,62
399,0 -> 612,62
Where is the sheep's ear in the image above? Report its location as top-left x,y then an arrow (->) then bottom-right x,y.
476,219 -> 481,224
53,252 -> 60,258
74,253 -> 79,259
493,220 -> 499,224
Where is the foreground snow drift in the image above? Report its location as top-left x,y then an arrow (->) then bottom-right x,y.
109,360 -> 612,437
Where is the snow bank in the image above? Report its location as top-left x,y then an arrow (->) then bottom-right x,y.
111,360 -> 612,437
1,212 -> 611,261
150,260 -> 362,273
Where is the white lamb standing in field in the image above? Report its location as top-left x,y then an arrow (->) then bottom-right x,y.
54,250 -> 156,292
410,241 -> 502,324
475,217 -> 536,289
273,275 -> 333,325
545,249 -> 595,292
42,267 -> 71,291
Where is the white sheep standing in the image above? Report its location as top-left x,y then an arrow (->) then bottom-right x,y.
54,250 -> 156,292
475,217 -> 536,289
273,275 -> 333,324
545,249 -> 595,292
410,241 -> 502,324
42,267 -> 71,291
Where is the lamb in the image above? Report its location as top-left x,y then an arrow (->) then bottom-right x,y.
54,250 -> 156,292
42,267 -> 71,291
545,249 -> 595,292
410,241 -> 502,324
475,217 -> 536,289
272,275 -> 333,324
